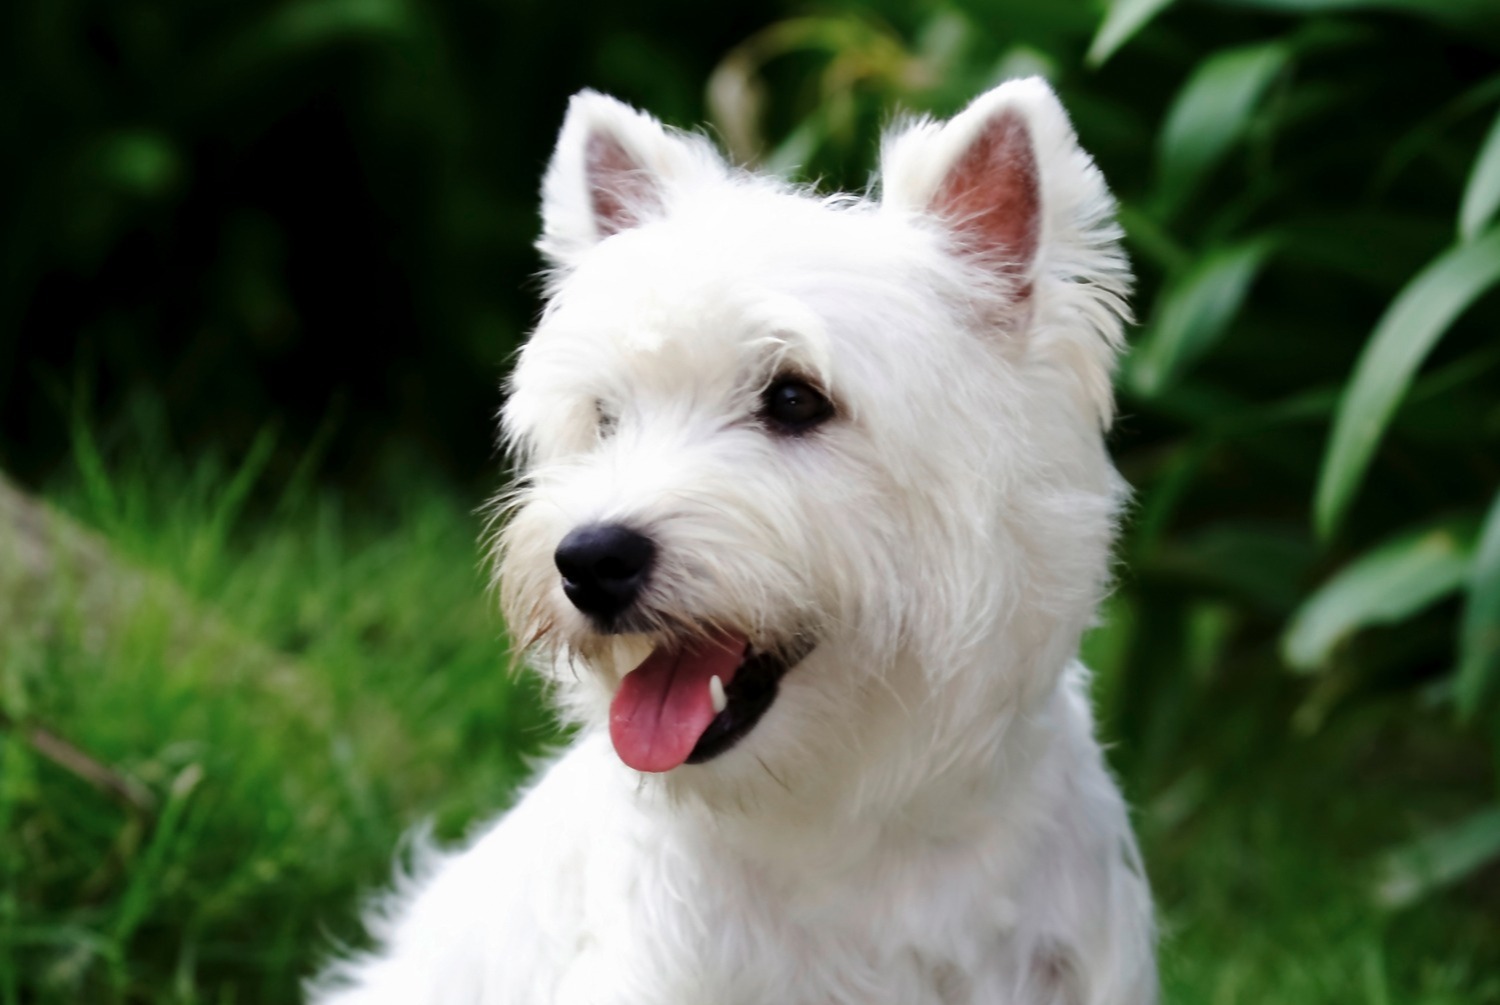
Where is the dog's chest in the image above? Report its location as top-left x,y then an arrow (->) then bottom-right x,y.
545,801 -> 1024,1005
552,904 -> 1001,1005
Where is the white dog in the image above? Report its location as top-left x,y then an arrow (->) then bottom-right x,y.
311,77 -> 1155,1005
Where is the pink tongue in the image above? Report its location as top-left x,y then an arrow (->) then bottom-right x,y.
609,630 -> 748,773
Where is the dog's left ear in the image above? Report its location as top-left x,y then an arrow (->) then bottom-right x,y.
881,78 -> 1078,299
538,90 -> 725,269
882,78 -> 1130,424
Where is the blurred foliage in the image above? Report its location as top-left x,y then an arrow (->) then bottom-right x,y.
0,0 -> 776,488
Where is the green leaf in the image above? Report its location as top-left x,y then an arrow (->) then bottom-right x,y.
1315,228 -> 1500,537
1155,42 -> 1291,214
1087,0 -> 1177,68
1374,804 -> 1500,908
97,131 -> 179,197
1127,237 -> 1273,397
1274,211 -> 1451,289
267,0 -> 413,45
1377,74 -> 1500,207
1456,489 -> 1500,718
1151,523 -> 1314,613
764,115 -> 828,179
1459,108 -> 1500,243
1283,520 -> 1477,672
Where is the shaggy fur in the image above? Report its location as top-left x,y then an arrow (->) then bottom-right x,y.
310,78 -> 1156,1005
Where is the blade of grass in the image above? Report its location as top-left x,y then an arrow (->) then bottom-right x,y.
1456,488 -> 1500,719
1117,202 -> 1192,272
188,426 -> 278,583
1315,227 -> 1500,538
1155,41 -> 1291,216
1374,73 -> 1500,202
1126,237 -> 1274,397
1283,518 -> 1477,671
110,764 -> 204,948
765,114 -> 829,180
1459,107 -> 1500,242
69,400 -> 119,533
1150,522 -> 1314,613
1087,0 -> 1178,68
1374,803 -> 1500,907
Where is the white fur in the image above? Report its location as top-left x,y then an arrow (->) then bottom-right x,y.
310,79 -> 1155,1005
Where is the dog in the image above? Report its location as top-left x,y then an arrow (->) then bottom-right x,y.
310,77 -> 1156,1005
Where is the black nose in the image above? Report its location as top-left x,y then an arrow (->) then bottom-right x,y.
554,523 -> 656,620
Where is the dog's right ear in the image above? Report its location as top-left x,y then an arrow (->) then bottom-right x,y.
538,91 -> 724,269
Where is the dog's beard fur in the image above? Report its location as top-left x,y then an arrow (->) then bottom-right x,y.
313,78 -> 1155,1005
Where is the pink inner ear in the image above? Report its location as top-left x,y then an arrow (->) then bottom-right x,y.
931,109 -> 1040,286
586,131 -> 658,239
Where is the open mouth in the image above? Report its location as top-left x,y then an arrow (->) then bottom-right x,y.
607,629 -> 813,773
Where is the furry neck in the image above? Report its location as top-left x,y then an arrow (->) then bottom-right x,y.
641,644 -> 1090,882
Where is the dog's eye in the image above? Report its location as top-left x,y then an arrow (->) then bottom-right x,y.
759,377 -> 833,435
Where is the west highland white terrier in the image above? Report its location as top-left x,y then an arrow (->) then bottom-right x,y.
312,77 -> 1156,1005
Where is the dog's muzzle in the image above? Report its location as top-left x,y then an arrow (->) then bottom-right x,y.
552,522 -> 816,773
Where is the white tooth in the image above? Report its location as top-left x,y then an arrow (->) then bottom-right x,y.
709,675 -> 727,714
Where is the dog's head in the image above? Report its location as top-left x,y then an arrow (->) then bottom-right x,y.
493,79 -> 1129,809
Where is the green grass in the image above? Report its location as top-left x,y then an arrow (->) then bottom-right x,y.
2,446 -> 556,1003
1149,705 -> 1500,1003
2,446 -> 1496,1003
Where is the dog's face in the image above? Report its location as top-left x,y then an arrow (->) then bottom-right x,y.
495,80 -> 1129,806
